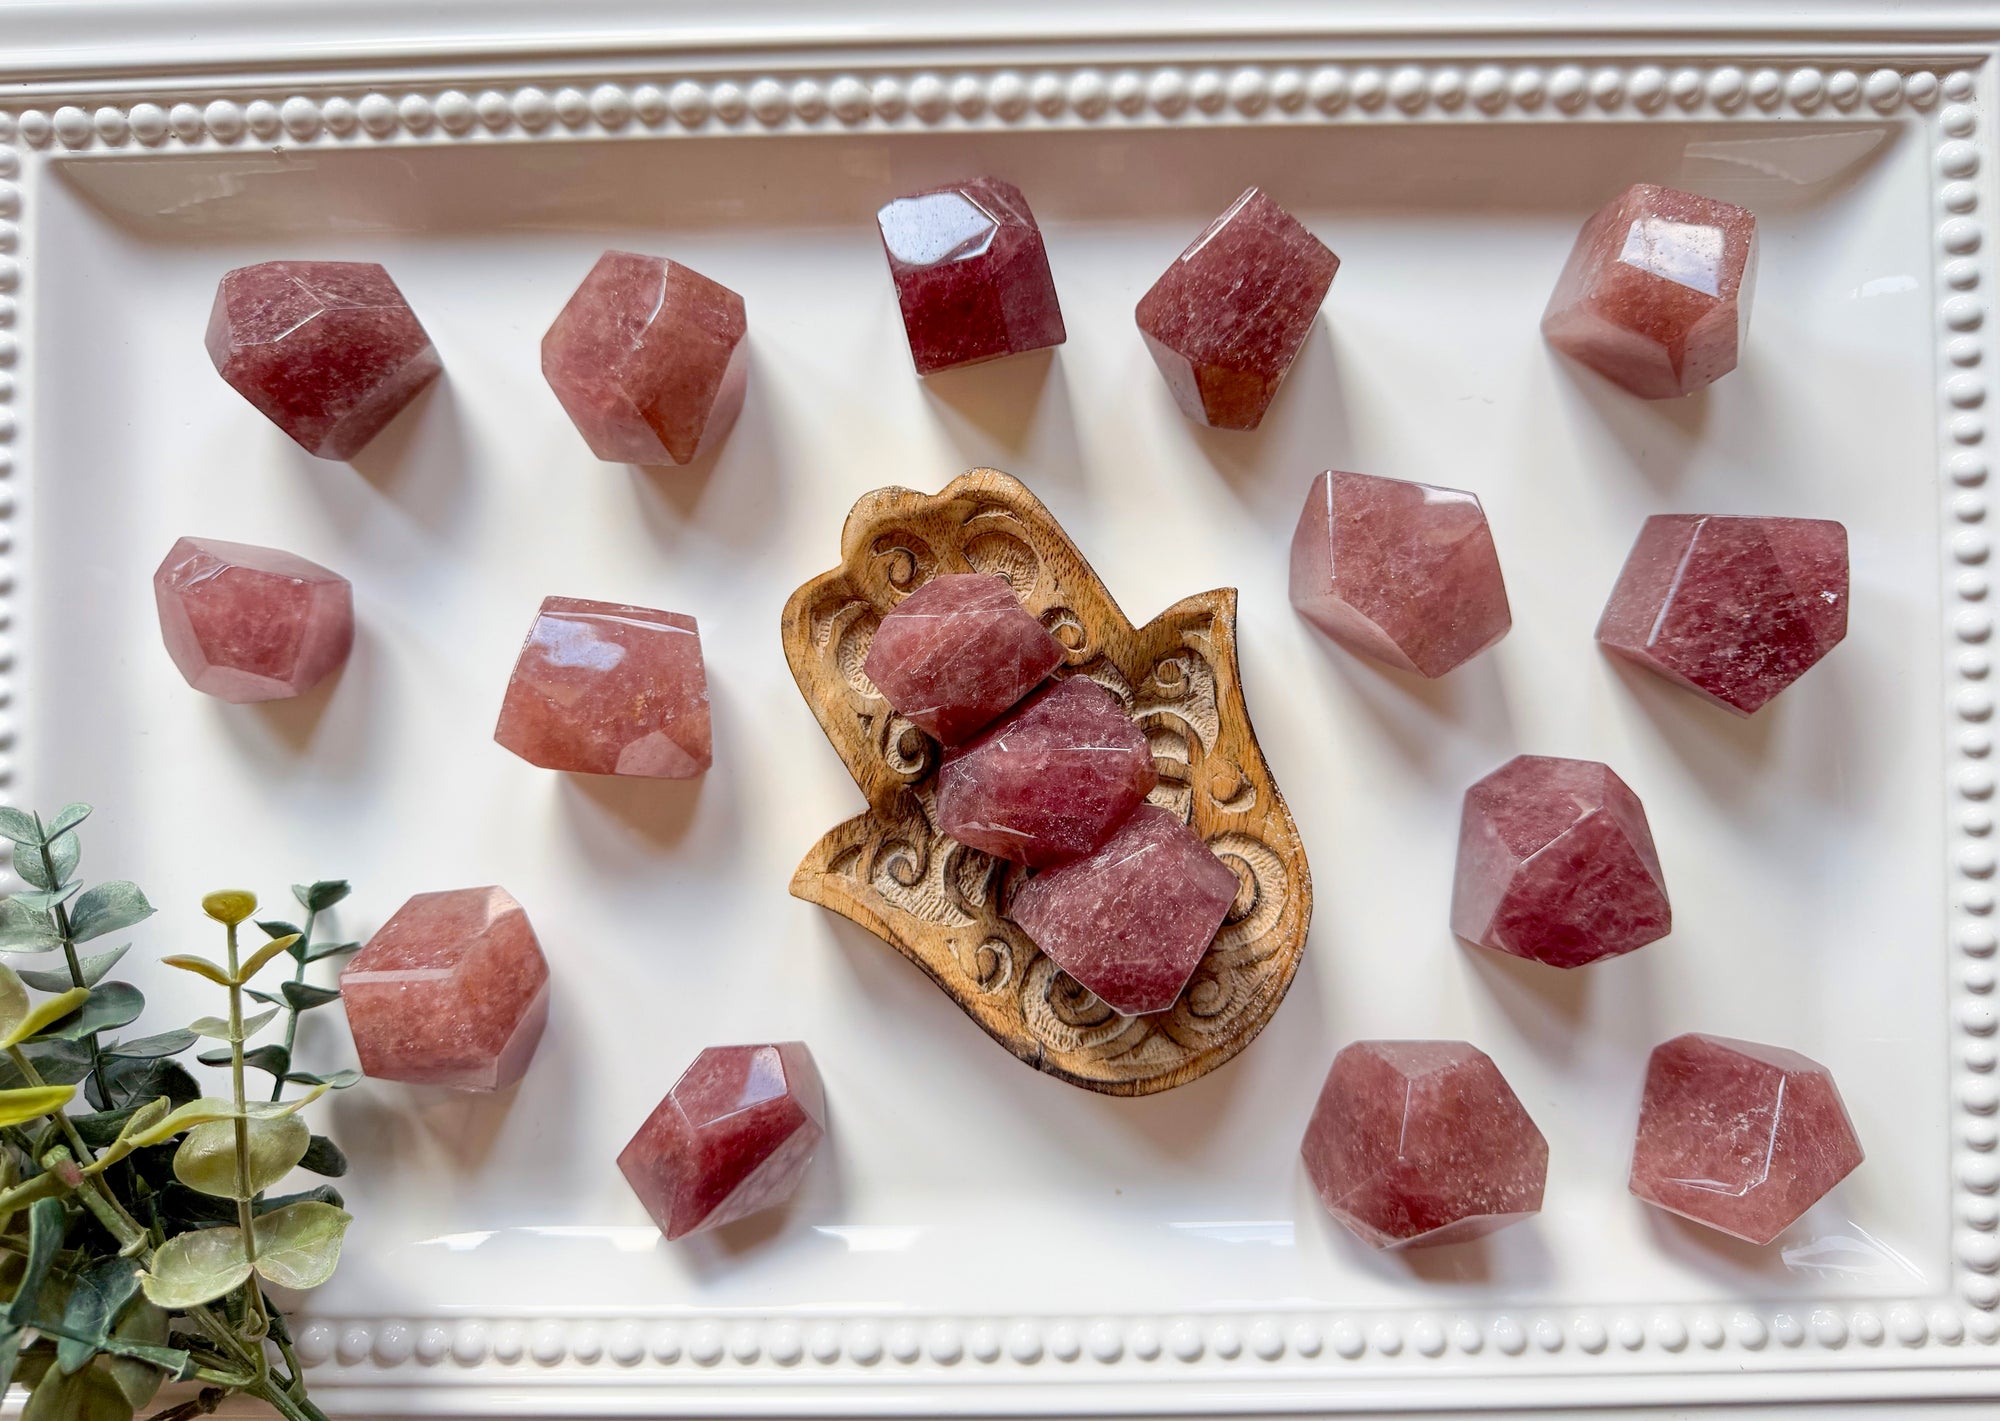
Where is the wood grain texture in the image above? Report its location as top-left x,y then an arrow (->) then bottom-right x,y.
782,468 -> 1313,1096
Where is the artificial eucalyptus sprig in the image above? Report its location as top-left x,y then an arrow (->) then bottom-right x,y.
0,803 -> 367,1421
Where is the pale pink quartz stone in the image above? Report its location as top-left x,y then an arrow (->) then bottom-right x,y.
862,573 -> 1064,746
153,536 -> 354,703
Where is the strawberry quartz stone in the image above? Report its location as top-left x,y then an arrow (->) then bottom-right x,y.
1597,515 -> 1849,716
1451,755 -> 1671,969
1008,805 -> 1239,1015
541,251 -> 748,465
206,260 -> 441,459
876,177 -> 1066,375
1302,1040 -> 1548,1249
863,573 -> 1065,745
1630,1033 -> 1863,1244
1136,187 -> 1338,430
618,1043 -> 826,1240
1542,182 -> 1758,400
937,678 -> 1158,869
340,887 -> 551,1092
153,537 -> 354,703
1289,470 -> 1511,677
494,596 -> 711,778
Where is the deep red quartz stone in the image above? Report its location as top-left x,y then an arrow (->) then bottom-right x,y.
937,678 -> 1158,869
494,596 -> 711,778
1542,182 -> 1758,400
1288,470 -> 1511,677
862,573 -> 1065,745
1135,187 -> 1338,430
1008,805 -> 1239,1016
1302,1040 -> 1548,1249
876,177 -> 1066,375
153,536 -> 354,704
206,260 -> 441,459
618,1043 -> 826,1240
541,251 -> 749,465
1451,755 -> 1671,969
339,887 -> 550,1092
1630,1033 -> 1864,1245
1597,515 -> 1849,716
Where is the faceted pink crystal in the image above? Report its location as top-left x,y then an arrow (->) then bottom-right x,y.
541,251 -> 748,465
876,177 -> 1066,375
1597,515 -> 1849,716
1451,755 -> 1671,969
206,261 -> 441,460
1302,1040 -> 1548,1249
153,536 -> 354,704
1135,188 -> 1338,431
937,677 -> 1158,869
1630,1033 -> 1863,1244
1008,805 -> 1239,1016
1289,470 -> 1511,677
863,573 -> 1064,745
1542,182 -> 1758,400
340,887 -> 550,1092
494,596 -> 711,778
618,1043 -> 826,1240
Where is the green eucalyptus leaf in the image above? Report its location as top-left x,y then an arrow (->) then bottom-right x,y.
197,1044 -> 289,1078
298,1134 -> 348,1178
285,1068 -> 361,1090
8,885 -> 80,914
0,808 -> 43,847
18,945 -> 127,992
257,919 -> 301,942
139,1227 -> 251,1309
36,983 -> 143,1043
236,935 -> 300,985
295,881 -> 351,913
42,805 -> 89,839
304,939 -> 361,964
1,988 -> 88,1049
188,1006 -> 277,1042
0,900 -> 59,953
159,955 -> 230,987
249,1200 -> 351,1290
102,1030 -> 195,1061
66,884 -> 153,945
124,1097 -> 238,1149
173,1114 -> 310,1199
11,848 -> 49,891
81,1097 -> 170,1172
0,1084 -> 77,1128
22,1363 -> 133,1421
104,1300 -> 174,1410
43,835 -> 80,891
153,1183 -> 236,1231
255,1183 -> 344,1214
281,982 -> 341,1012
101,1057 -> 198,1111
55,1257 -> 141,1376
10,1196 -> 66,1326
244,989 -> 284,1008
8,1038 -> 94,1088
0,1327 -> 23,1400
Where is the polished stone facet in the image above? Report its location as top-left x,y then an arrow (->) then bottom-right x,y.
1630,1033 -> 1864,1244
153,536 -> 354,704
1288,470 -> 1512,677
1302,1040 -> 1548,1249
1542,183 -> 1758,399
1008,805 -> 1239,1016
494,596 -> 711,778
541,251 -> 749,465
863,573 -> 1065,745
1135,188 -> 1338,430
206,261 -> 441,459
1597,515 -> 1849,716
340,887 -> 550,1092
1451,755 -> 1671,969
937,677 -> 1158,869
618,1043 -> 826,1240
876,177 -> 1066,375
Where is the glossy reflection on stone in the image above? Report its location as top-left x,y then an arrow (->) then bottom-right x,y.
542,251 -> 748,465
937,677 -> 1158,869
1451,755 -> 1671,969
1597,514 -> 1849,716
1542,182 -> 1757,399
618,1042 -> 826,1240
1008,805 -> 1239,1016
1288,470 -> 1511,677
1302,1040 -> 1548,1249
340,886 -> 550,1092
495,596 -> 711,778
1630,1033 -> 1863,1245
153,536 -> 354,704
876,176 -> 1066,375
1135,187 -> 1338,430
206,260 -> 441,459
862,572 -> 1065,746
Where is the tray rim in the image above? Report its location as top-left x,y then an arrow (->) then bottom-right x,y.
1,18 -> 1997,1415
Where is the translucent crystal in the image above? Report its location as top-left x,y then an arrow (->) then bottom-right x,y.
152,536 -> 354,704
862,573 -> 1064,745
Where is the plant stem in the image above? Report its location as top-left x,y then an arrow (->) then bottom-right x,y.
36,831 -> 111,1109
270,907 -> 317,1103
221,921 -> 271,1356
8,1049 -> 148,1246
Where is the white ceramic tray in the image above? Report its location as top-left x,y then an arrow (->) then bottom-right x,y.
2,5 -> 1998,1415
